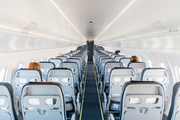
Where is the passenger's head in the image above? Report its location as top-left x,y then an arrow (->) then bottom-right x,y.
102,48 -> 105,51
58,53 -> 63,56
28,62 -> 40,70
130,56 -> 139,62
115,50 -> 120,55
70,50 -> 73,53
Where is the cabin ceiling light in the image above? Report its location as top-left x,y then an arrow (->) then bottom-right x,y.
95,0 -> 136,41
50,0 -> 86,41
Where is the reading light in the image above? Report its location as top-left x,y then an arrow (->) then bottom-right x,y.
95,0 -> 136,41
50,0 -> 86,41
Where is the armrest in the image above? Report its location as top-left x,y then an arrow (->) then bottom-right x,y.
103,92 -> 107,113
110,114 -> 115,120
71,113 -> 75,120
76,92 -> 81,114
76,92 -> 80,103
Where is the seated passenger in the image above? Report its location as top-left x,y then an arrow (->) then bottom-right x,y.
70,50 -> 74,53
29,62 -> 45,81
115,50 -> 120,55
29,62 -> 40,69
58,53 -> 63,56
130,56 -> 139,62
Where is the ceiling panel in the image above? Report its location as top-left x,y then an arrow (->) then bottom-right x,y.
53,0 -> 133,40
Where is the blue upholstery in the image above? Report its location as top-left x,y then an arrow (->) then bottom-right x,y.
14,69 -> 42,98
167,82 -> 180,120
39,62 -> 55,81
48,58 -> 62,68
128,62 -> 147,80
21,82 -> 67,120
119,58 -> 130,67
56,56 -> 67,62
119,81 -> 164,120
47,68 -> 77,113
0,83 -> 19,120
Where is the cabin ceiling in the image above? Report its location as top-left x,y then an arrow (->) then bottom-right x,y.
0,0 -> 180,51
53,0 -> 133,40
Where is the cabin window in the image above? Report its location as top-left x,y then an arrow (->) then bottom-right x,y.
40,58 -> 44,61
159,63 -> 167,69
17,63 -> 24,69
139,58 -> 142,62
0,68 -> 7,82
147,60 -> 152,68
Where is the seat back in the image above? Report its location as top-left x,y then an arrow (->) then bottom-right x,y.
120,81 -> 164,120
100,58 -> 114,76
48,58 -> 62,68
128,62 -> 147,80
14,69 -> 42,97
71,57 -> 83,73
111,54 -> 117,59
109,68 -> 135,95
39,62 -> 55,81
63,54 -> 71,59
68,58 -> 81,77
108,68 -> 135,111
141,68 -> 169,94
119,58 -> 130,67
21,82 -> 66,120
98,56 -> 109,70
0,83 -> 19,120
168,82 -> 180,120
60,62 -> 79,84
104,62 -> 123,84
114,55 -> 125,62
47,68 -> 74,96
56,56 -> 67,62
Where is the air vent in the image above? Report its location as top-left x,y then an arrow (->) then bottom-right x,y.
152,20 -> 165,30
89,21 -> 94,23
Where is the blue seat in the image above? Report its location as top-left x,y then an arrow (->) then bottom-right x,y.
68,58 -> 82,79
141,68 -> 169,96
39,62 -> 55,81
119,58 -> 130,67
128,62 -> 147,80
60,62 -> 81,94
48,58 -> 62,68
119,81 -> 164,120
0,83 -> 19,120
56,56 -> 67,62
114,55 -> 125,62
167,82 -> 180,120
102,62 -> 123,94
102,68 -> 135,115
21,82 -> 69,120
47,68 -> 81,114
14,69 -> 42,112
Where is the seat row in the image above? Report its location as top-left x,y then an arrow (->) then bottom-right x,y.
0,50 -> 87,120
93,50 -> 173,120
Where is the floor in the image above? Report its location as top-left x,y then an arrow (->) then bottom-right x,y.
80,61 -> 103,120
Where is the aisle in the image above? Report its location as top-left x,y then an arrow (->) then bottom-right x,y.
81,61 -> 103,120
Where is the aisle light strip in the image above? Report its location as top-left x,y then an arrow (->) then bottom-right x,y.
50,0 -> 86,41
95,0 -> 136,41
